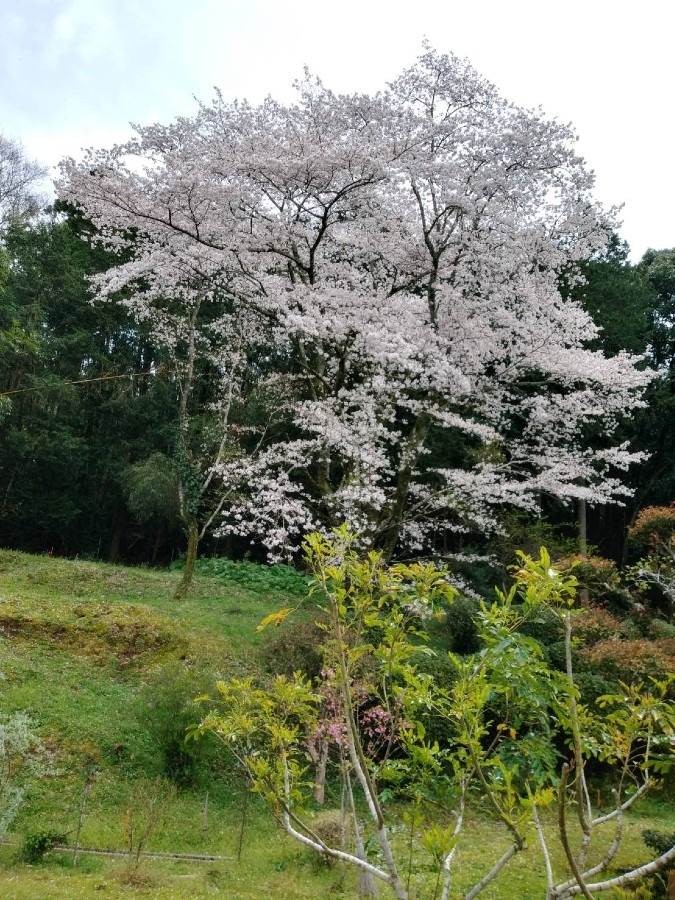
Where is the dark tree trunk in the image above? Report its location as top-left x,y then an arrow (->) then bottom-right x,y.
108,503 -> 126,563
174,517 -> 199,599
375,413 -> 431,561
150,522 -> 165,566
578,498 -> 587,557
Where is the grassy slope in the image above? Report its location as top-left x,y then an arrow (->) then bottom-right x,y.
0,550 -> 338,898
0,550 -> 672,899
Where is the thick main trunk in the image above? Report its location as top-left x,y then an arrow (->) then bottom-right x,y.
376,413 -> 431,561
578,498 -> 587,557
174,518 -> 199,599
578,498 -> 589,604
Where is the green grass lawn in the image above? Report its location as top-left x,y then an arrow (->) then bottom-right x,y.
0,549 -> 672,898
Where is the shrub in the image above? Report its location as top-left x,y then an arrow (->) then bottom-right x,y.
262,619 -> 326,680
642,829 -> 675,856
582,638 -> 675,685
625,511 -> 675,618
310,809 -> 352,867
543,639 -> 568,671
628,505 -> 675,552
556,554 -> 631,612
412,651 -> 460,748
572,605 -> 624,645
20,828 -> 67,863
640,830 -> 675,898
574,672 -> 621,708
649,619 -> 675,640
487,510 -> 574,570
426,596 -> 482,655
517,605 -> 564,647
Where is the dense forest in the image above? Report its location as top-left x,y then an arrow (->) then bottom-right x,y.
0,205 -> 181,563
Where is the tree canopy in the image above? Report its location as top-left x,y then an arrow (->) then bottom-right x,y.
57,47 -> 651,560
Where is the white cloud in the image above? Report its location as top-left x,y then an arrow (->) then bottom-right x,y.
0,0 -> 673,257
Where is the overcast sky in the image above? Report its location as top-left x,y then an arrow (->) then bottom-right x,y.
1,0 -> 673,259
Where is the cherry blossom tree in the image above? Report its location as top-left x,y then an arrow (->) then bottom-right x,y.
58,46 -> 651,559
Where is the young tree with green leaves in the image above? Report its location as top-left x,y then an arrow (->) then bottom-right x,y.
196,532 -> 675,898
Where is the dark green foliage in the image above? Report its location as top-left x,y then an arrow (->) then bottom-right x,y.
0,210 -> 181,562
20,829 -> 67,863
261,619 -> 325,680
195,557 -> 309,596
426,596 -> 482,655
123,453 -> 179,525
640,248 -> 675,369
487,511 -> 575,573
517,605 -> 564,646
542,639 -> 606,684
541,639 -> 567,671
574,672 -> 621,708
410,650 -> 460,748
567,243 -> 675,561
636,829 -> 675,898
576,237 -> 655,358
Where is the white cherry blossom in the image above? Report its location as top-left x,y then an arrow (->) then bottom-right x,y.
58,47 -> 652,558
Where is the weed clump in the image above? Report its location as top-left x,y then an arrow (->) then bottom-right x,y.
20,828 -> 67,863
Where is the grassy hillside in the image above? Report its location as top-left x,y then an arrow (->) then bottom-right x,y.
0,550 -> 672,898
0,550 -> 336,898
